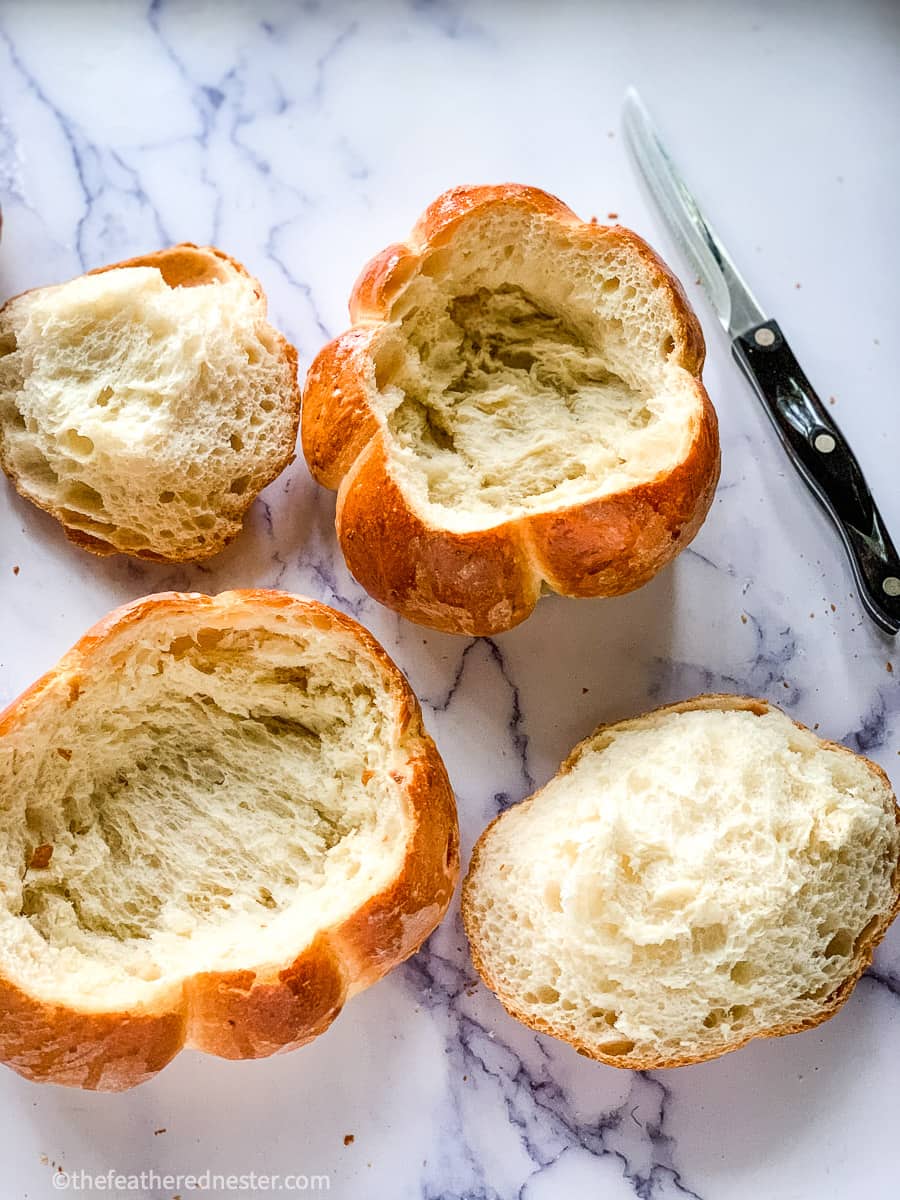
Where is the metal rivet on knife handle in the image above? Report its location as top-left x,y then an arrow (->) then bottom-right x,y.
754,327 -> 776,347
814,433 -> 836,454
884,577 -> 900,598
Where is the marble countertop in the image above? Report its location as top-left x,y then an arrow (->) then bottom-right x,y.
1,2 -> 899,1198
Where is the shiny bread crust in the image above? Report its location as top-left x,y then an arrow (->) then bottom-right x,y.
302,184 -> 719,635
0,590 -> 459,1090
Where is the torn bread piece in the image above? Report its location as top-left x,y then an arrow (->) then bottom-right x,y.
463,695 -> 900,1068
0,245 -> 300,561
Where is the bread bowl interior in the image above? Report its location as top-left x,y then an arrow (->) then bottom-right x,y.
0,611 -> 410,1010
368,206 -> 701,532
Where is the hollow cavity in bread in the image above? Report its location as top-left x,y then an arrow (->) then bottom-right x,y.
368,209 -> 695,533
303,185 -> 718,636
464,700 -> 900,1067
0,613 -> 408,1007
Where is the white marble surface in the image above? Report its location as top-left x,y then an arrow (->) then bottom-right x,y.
1,1 -> 899,1197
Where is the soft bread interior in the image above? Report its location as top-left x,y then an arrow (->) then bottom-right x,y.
366,206 -> 701,533
0,609 -> 411,1009
0,259 -> 294,558
466,705 -> 899,1062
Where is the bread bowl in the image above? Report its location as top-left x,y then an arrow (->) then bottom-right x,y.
0,245 -> 300,561
303,184 -> 719,635
463,695 -> 900,1068
0,590 -> 458,1090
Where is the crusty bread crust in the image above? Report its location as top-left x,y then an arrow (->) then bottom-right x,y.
0,245 -> 301,563
0,591 -> 459,1090
462,694 -> 900,1070
302,185 -> 720,635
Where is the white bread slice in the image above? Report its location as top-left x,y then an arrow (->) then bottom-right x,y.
303,184 -> 719,636
463,696 -> 900,1069
0,591 -> 458,1090
0,245 -> 300,561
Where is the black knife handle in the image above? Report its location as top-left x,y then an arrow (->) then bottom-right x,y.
732,319 -> 900,634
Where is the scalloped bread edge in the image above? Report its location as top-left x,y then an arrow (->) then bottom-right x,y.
302,184 -> 720,635
0,590 -> 459,1090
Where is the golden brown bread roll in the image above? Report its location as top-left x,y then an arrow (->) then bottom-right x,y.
303,184 -> 719,635
0,590 -> 458,1090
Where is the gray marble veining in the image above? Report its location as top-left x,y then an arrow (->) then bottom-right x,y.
1,2 -> 898,1198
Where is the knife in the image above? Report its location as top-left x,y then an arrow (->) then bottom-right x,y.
622,86 -> 900,635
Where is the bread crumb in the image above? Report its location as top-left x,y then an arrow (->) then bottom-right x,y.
344,1134 -> 355,1146
783,680 -> 790,689
831,603 -> 836,612
56,747 -> 72,761
582,687 -> 589,694
29,844 -> 53,870
795,282 -> 801,289
887,662 -> 893,674
740,614 -> 748,624
154,1127 -> 167,1136
12,565 -> 19,575
814,723 -> 820,730
829,396 -> 837,405
607,212 -> 619,220
40,1155 -> 48,1165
